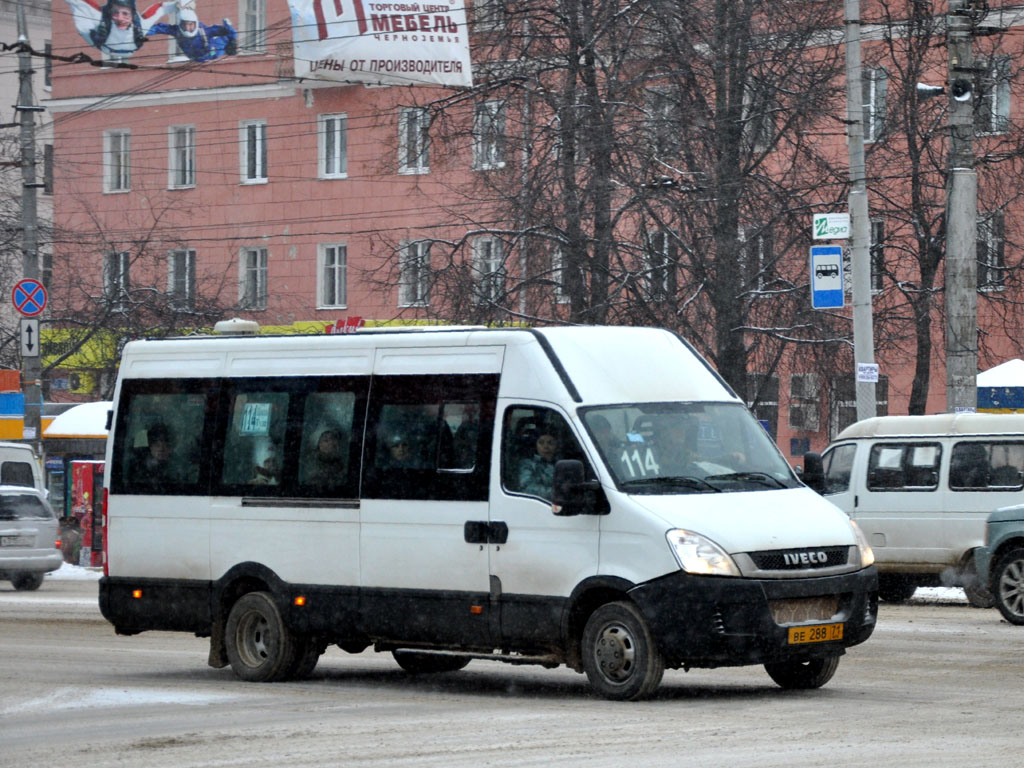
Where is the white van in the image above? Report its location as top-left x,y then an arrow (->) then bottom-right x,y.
99,326 -> 877,700
807,413 -> 1024,606
0,442 -> 45,493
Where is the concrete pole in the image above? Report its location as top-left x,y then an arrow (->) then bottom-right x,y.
16,0 -> 44,452
945,0 -> 978,413
844,0 -> 877,421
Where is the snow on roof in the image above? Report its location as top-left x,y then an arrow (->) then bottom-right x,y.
43,401 -> 113,438
978,359 -> 1024,388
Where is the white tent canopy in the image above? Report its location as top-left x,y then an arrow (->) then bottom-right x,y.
978,359 -> 1024,388
43,401 -> 113,438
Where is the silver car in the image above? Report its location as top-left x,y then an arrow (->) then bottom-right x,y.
0,486 -> 63,590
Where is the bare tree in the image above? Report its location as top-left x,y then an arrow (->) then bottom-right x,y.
44,189 -> 240,398
865,0 -> 1024,414
369,0 -> 853,424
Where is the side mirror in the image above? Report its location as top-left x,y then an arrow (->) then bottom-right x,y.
802,451 -> 826,494
552,459 -> 606,516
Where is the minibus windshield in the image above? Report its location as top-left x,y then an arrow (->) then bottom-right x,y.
582,402 -> 799,493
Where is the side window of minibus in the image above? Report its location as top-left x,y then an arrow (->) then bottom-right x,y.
220,391 -> 291,489
949,442 -> 993,489
296,385 -> 366,498
501,406 -> 590,500
362,373 -> 498,501
867,442 -> 940,491
114,379 -> 214,494
988,442 -> 1024,489
821,443 -> 856,494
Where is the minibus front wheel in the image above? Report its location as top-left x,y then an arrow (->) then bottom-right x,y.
581,601 -> 664,701
225,591 -> 299,682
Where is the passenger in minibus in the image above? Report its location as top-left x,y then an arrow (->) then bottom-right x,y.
385,433 -> 421,469
133,422 -> 180,485
518,428 -> 560,498
307,429 -> 346,488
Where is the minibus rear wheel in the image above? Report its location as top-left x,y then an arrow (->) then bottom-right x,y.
764,655 -> 840,689
581,601 -> 664,701
225,591 -> 299,682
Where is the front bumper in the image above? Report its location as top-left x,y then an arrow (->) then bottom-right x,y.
628,566 -> 878,669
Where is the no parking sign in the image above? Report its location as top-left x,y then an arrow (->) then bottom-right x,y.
12,278 -> 47,317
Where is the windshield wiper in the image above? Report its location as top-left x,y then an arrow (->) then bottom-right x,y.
703,472 -> 788,489
620,476 -> 722,492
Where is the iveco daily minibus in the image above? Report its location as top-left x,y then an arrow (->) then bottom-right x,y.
99,325 -> 877,700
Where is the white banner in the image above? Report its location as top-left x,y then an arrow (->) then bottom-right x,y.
288,0 -> 472,87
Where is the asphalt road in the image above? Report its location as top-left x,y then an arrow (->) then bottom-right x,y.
1,578 -> 1021,767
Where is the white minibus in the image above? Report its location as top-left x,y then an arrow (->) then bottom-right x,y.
99,325 -> 877,700
805,413 -> 1024,606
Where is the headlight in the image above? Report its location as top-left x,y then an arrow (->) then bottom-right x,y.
666,529 -> 740,577
850,519 -> 875,567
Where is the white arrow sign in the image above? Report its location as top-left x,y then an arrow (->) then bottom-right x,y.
20,317 -> 40,358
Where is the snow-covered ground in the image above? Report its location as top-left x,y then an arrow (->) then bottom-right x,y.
48,562 -> 103,581
44,561 -> 971,602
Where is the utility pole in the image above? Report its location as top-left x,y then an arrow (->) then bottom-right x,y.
945,0 -> 978,413
844,0 -> 877,421
16,0 -> 44,452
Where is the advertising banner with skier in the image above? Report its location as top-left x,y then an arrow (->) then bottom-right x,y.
286,0 -> 472,87
64,0 -> 237,61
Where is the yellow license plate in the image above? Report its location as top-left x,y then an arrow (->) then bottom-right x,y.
787,623 -> 844,645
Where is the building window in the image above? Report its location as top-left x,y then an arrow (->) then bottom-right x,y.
104,130 -> 130,192
473,0 -> 506,29
473,100 -> 505,170
863,67 -> 887,143
240,247 -> 268,309
551,248 -> 570,304
398,107 -> 429,174
870,218 -> 885,292
743,83 -> 776,152
978,210 -> 1006,291
240,0 -> 266,53
646,230 -> 677,299
168,249 -> 196,310
739,226 -> 773,291
830,374 -> 889,436
104,251 -> 130,310
43,144 -> 53,196
399,240 -> 431,307
977,55 -> 1011,134
746,373 -> 779,438
169,125 -> 196,189
789,373 -> 820,432
319,113 -> 347,178
319,243 -> 347,308
240,120 -> 267,183
645,87 -> 679,159
44,41 -> 52,88
472,237 -> 504,303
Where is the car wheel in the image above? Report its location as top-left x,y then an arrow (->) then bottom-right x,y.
581,601 -> 664,701
11,572 -> 44,591
993,547 -> 1024,625
392,650 -> 471,674
877,575 -> 917,603
224,592 -> 298,682
764,655 -> 841,689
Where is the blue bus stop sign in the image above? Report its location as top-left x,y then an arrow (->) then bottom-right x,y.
810,245 -> 844,309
